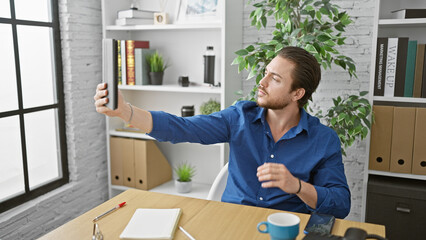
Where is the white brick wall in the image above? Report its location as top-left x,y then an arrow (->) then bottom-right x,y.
0,1 -> 374,238
241,0 -> 375,221
0,0 -> 108,239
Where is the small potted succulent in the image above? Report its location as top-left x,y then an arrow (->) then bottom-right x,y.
174,162 -> 196,193
146,51 -> 168,85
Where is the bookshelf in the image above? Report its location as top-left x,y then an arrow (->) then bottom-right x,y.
101,0 -> 243,199
365,0 -> 426,221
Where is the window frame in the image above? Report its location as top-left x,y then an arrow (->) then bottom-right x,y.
0,0 -> 68,213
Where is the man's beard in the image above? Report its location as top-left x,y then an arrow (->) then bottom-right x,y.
256,87 -> 292,110
257,98 -> 290,110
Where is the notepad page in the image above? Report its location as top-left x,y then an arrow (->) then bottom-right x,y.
120,208 -> 182,240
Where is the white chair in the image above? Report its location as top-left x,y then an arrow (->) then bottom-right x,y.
207,162 -> 229,201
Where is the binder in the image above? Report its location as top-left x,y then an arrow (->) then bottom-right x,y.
412,108 -> 426,175
110,137 -> 125,185
390,107 -> 416,173
121,137 -> 136,188
369,106 -> 394,171
134,140 -> 172,190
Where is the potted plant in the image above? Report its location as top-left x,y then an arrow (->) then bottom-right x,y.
232,0 -> 372,155
174,162 -> 196,193
146,51 -> 168,85
200,99 -> 221,115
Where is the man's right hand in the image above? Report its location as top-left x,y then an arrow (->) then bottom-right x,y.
93,82 -> 125,118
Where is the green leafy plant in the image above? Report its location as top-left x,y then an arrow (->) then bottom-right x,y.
310,91 -> 372,156
174,163 -> 196,182
231,0 -> 372,155
200,99 -> 221,115
146,51 -> 168,72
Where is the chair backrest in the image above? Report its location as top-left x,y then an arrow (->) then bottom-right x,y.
207,162 -> 229,201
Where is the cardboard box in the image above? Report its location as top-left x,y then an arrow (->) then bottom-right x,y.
412,108 -> 426,175
390,107 -> 416,173
369,106 -> 394,171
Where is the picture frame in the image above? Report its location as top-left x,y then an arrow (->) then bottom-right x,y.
175,0 -> 221,24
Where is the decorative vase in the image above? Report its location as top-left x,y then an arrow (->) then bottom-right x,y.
149,72 -> 164,85
174,179 -> 192,193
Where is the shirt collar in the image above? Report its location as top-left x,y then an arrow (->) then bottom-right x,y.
253,106 -> 310,135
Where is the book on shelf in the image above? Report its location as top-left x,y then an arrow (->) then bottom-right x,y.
117,9 -> 155,19
422,47 -> 426,98
413,44 -> 425,98
102,39 -> 118,110
117,40 -> 123,85
126,40 -> 150,85
391,9 -> 426,19
116,123 -> 145,133
116,17 -> 155,26
384,38 -> 398,97
394,37 -> 408,97
404,40 -> 417,97
120,40 -> 127,85
383,37 -> 408,97
119,208 -> 182,240
135,48 -> 155,85
374,38 -> 388,96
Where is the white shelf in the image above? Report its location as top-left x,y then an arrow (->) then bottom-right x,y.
373,96 -> 426,103
111,180 -> 212,200
369,170 -> 426,180
106,23 -> 222,31
109,130 -> 154,140
119,84 -> 222,94
379,18 -> 426,27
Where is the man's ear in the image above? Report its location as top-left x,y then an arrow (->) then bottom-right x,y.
293,88 -> 305,102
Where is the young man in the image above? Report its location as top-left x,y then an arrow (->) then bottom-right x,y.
94,46 -> 351,218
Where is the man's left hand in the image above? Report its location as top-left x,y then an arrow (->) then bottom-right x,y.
257,163 -> 300,194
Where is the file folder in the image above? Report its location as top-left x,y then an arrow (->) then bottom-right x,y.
134,140 -> 172,190
110,137 -> 125,185
390,107 -> 416,173
121,137 -> 136,188
369,106 -> 394,171
412,108 -> 426,175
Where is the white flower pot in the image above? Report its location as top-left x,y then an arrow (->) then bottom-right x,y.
175,179 -> 192,193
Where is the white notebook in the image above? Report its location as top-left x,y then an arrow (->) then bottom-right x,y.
120,208 -> 182,240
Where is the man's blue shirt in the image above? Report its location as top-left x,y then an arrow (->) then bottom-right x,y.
148,100 -> 351,218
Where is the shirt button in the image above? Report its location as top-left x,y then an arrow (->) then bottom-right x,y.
270,154 -> 274,159
259,197 -> 263,201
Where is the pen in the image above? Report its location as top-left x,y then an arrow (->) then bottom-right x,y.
93,202 -> 126,222
179,226 -> 196,240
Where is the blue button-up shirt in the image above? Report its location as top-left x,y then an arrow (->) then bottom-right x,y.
149,101 -> 351,218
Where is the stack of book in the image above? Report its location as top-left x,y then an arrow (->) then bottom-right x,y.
104,38 -> 154,86
116,9 -> 155,26
373,37 -> 426,98
116,39 -> 154,86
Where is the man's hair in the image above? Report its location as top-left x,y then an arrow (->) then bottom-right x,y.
277,46 -> 321,108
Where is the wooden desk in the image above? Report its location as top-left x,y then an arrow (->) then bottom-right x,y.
40,189 -> 385,239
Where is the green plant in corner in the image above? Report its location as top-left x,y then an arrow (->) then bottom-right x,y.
232,0 -> 372,155
174,163 -> 196,182
146,51 -> 168,72
200,99 -> 221,115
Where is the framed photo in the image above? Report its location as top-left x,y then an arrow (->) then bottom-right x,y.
175,0 -> 221,24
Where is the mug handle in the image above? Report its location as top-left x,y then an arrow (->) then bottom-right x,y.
257,221 -> 269,233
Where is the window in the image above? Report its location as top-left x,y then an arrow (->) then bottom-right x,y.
0,0 -> 68,213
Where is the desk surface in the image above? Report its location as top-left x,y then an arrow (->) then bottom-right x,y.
39,189 -> 385,240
